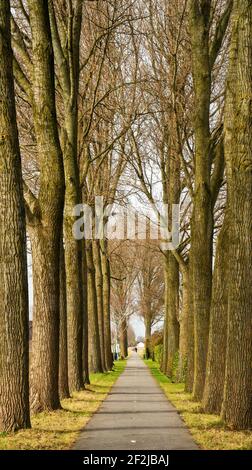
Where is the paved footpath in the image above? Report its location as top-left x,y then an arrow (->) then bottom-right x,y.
73,352 -> 198,450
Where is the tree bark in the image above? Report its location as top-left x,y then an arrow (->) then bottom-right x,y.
100,239 -> 113,370
86,240 -> 103,373
190,193 -> 213,400
82,240 -> 89,384
221,0 -> 252,429
145,317 -> 152,360
189,0 -> 213,400
164,253 -> 180,378
161,103 -> 180,378
49,0 -> 85,393
0,0 -> 30,431
119,318 -> 128,359
161,266 -> 169,373
28,0 -> 64,413
59,240 -> 70,399
64,132 -> 84,392
203,214 -> 229,414
177,269 -> 189,383
65,213 -> 84,391
93,240 -> 106,370
185,267 -> 194,392
30,228 -> 61,412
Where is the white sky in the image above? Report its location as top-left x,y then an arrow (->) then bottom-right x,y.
130,313 -> 145,339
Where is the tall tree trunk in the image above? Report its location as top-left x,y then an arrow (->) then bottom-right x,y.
189,1 -> 213,400
86,240 -> 103,373
221,0 -> 252,429
161,105 -> 181,378
188,0 -> 232,400
100,239 -> 113,370
161,267 -> 169,373
93,240 -> 106,370
203,214 -> 229,414
28,0 -> 64,413
30,229 -> 61,412
164,253 -> 180,378
119,318 -> 128,359
65,209 -> 84,391
82,240 -> 89,384
190,203 -> 213,400
49,0 -> 85,392
177,269 -> 189,383
145,317 -> 152,360
59,240 -> 70,399
64,114 -> 84,392
64,119 -> 84,392
185,267 -> 194,392
0,0 -> 30,431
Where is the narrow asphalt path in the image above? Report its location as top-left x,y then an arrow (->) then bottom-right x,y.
73,352 -> 198,450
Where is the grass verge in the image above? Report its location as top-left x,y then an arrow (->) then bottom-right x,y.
145,359 -> 252,450
0,359 -> 126,450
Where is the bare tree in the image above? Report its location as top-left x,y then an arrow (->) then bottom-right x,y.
220,0 -> 252,429
0,0 -> 30,431
135,241 -> 164,359
24,0 -> 65,412
188,0 -> 232,399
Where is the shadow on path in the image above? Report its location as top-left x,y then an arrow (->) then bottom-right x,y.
73,352 -> 199,450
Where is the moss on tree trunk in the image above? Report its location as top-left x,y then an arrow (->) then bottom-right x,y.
28,0 -> 64,413
0,0 -> 30,431
221,0 -> 252,429
86,240 -> 103,373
